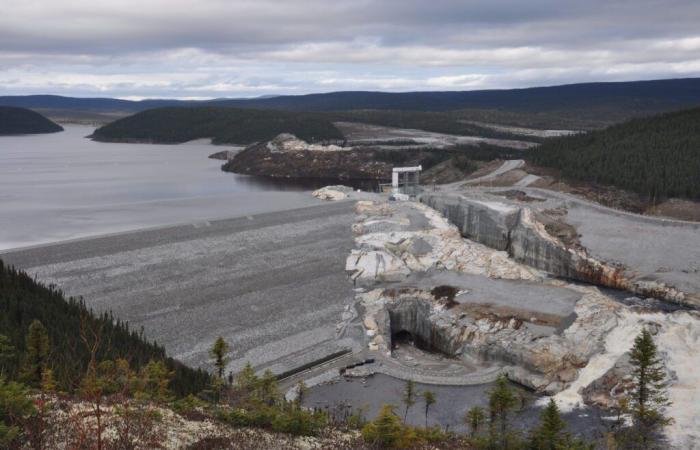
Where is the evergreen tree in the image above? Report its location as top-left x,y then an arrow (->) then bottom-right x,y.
465,405 -> 486,438
20,320 -> 50,387
488,374 -> 518,448
361,404 -> 404,448
529,399 -> 566,450
422,390 -> 436,428
0,335 -> 15,378
628,328 -> 672,448
210,336 -> 230,379
402,379 -> 417,424
259,369 -> 279,406
0,377 -> 35,447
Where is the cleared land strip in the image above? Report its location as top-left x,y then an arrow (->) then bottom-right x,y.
1,201 -> 360,373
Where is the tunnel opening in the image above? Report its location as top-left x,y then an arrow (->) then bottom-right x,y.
387,298 -> 461,358
391,328 -> 441,354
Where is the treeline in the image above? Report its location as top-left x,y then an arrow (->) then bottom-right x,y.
91,107 -> 344,144
0,260 -> 209,396
90,106 -> 548,147
529,107 -> 700,200
0,106 -> 63,135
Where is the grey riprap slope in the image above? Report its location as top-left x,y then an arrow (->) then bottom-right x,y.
2,202 -> 359,373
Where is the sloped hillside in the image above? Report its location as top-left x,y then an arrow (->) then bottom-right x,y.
0,106 -> 63,135
91,107 -> 344,144
529,107 -> 700,200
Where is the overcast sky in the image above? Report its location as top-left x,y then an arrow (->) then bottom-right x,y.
1,0 -> 699,99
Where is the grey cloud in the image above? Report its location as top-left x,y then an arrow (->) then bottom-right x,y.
0,0 -> 699,97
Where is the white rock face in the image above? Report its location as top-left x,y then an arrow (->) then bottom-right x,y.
346,200 -> 539,283
312,185 -> 353,201
267,133 -> 347,153
550,308 -> 700,449
348,196 -> 700,448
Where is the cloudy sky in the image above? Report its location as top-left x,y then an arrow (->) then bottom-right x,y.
1,0 -> 700,99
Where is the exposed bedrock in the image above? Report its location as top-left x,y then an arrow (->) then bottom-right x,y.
362,286 -> 619,393
386,295 -> 463,356
421,193 -> 698,307
223,134 -> 392,180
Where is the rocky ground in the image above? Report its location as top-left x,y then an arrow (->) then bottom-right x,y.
337,190 -> 700,448
223,134 -> 393,181
33,397 -> 361,450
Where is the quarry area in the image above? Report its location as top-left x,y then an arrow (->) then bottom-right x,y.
319,166 -> 700,447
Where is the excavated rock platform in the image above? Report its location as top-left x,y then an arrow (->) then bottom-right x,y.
422,187 -> 700,307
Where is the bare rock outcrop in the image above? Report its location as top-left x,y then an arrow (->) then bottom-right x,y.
359,284 -> 620,393
312,185 -> 353,201
345,200 -> 539,285
223,134 -> 392,180
422,192 -> 699,307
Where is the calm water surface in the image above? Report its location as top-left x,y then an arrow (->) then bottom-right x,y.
0,125 -> 321,250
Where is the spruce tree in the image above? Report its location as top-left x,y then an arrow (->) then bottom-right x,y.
488,374 -> 518,448
21,320 -> 50,387
422,390 -> 436,428
628,328 -> 672,448
361,404 -> 403,448
0,335 -> 15,378
530,399 -> 566,450
402,379 -> 416,424
465,405 -> 485,438
210,336 -> 231,379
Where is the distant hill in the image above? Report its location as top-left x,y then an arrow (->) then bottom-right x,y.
529,107 -> 700,200
212,78 -> 700,115
3,77 -> 700,127
0,106 -> 63,135
91,107 -> 344,144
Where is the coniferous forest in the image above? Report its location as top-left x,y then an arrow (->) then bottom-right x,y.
0,106 -> 63,135
0,260 -> 209,397
529,107 -> 700,200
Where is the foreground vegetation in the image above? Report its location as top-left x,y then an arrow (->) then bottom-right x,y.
0,107 -> 63,135
529,107 -> 700,200
0,261 -> 673,448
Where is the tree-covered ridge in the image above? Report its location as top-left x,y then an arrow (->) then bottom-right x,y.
0,106 -> 63,135
0,260 -> 209,397
529,107 -> 700,200
91,107 -> 344,144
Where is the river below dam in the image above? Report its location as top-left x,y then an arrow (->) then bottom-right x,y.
0,125 -> 323,250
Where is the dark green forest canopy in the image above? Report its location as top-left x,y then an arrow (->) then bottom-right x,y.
528,107 -> 700,200
0,260 -> 209,396
91,107 -> 344,144
90,106 -> 543,146
0,106 -> 63,135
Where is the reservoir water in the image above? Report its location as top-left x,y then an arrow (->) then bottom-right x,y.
0,125 -> 321,250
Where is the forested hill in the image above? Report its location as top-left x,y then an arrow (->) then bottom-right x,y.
529,107 -> 700,200
0,106 -> 63,135
3,77 -> 700,125
91,107 -> 344,144
0,260 -> 209,396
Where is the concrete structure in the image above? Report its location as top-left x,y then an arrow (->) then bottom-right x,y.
392,165 -> 422,197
